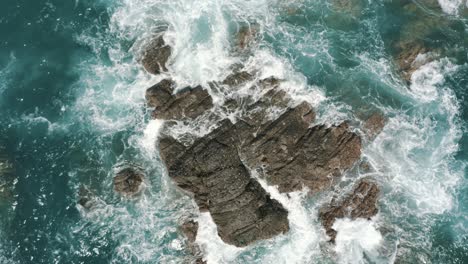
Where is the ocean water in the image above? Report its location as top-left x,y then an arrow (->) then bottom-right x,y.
0,0 -> 467,263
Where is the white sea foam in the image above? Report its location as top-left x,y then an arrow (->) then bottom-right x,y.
139,119 -> 165,158
410,58 -> 458,103
196,213 -> 242,264
437,0 -> 464,15
333,218 -> 383,264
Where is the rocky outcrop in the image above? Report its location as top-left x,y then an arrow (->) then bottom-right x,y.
180,219 -> 206,264
149,71 -> 364,246
395,42 -> 433,83
319,180 -> 380,242
78,185 -> 97,210
240,102 -> 361,193
159,120 -> 290,247
363,112 -> 387,139
146,79 -> 213,120
141,35 -> 171,75
236,25 -> 259,50
113,168 -> 145,197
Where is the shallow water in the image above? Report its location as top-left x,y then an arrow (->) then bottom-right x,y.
0,0 -> 467,263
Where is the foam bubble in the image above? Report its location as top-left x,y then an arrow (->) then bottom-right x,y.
139,119 -> 165,158
333,218 -> 383,264
410,58 -> 458,103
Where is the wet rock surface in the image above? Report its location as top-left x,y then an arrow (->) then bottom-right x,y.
319,180 -> 380,242
395,41 -> 432,83
149,71 -> 365,246
240,104 -> 361,193
180,219 -> 206,263
113,168 -> 145,197
141,35 -> 171,75
159,120 -> 290,247
363,112 -> 387,139
146,79 -> 213,120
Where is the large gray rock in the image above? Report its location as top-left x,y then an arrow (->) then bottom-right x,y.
319,180 -> 380,242
141,35 -> 171,75
159,120 -> 290,247
146,79 -> 213,120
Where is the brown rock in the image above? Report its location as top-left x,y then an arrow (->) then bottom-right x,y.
240,102 -> 361,193
113,168 -> 144,197
141,35 -> 171,75
159,120 -> 290,247
237,25 -> 259,50
181,220 -> 199,243
363,112 -> 387,139
222,71 -> 254,87
146,79 -> 213,120
396,42 -> 430,83
319,180 -> 380,242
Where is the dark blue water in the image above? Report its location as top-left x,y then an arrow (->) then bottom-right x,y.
0,0 -> 467,263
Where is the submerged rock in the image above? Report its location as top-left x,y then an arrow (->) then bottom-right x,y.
363,112 -> 387,139
319,180 -> 380,242
181,219 -> 199,243
113,168 -> 145,197
159,120 -> 290,247
141,35 -> 171,75
395,41 -> 432,83
236,25 -> 259,50
146,79 -> 213,120
180,219 -> 206,263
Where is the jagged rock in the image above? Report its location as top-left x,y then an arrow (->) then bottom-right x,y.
319,180 -> 380,242
146,79 -> 213,120
113,168 -> 144,197
159,120 -> 290,247
152,70 -> 363,246
396,42 -> 429,83
236,25 -> 259,50
240,102 -> 361,193
77,185 -> 100,210
180,219 -> 205,263
141,35 -> 171,75
363,112 -> 387,139
222,71 -> 254,87
181,220 -> 199,243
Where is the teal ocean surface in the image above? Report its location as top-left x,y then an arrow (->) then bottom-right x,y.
0,0 -> 467,263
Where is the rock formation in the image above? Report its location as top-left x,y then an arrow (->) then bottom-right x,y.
146,79 -> 213,120
113,168 -> 145,197
363,112 -> 387,139
145,73 -> 365,246
180,219 -> 206,264
141,35 -> 171,75
159,120 -> 290,247
319,180 -> 380,242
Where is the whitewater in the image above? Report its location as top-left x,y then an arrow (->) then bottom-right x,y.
0,0 -> 467,263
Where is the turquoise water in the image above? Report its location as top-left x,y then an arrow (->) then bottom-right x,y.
0,0 -> 467,263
